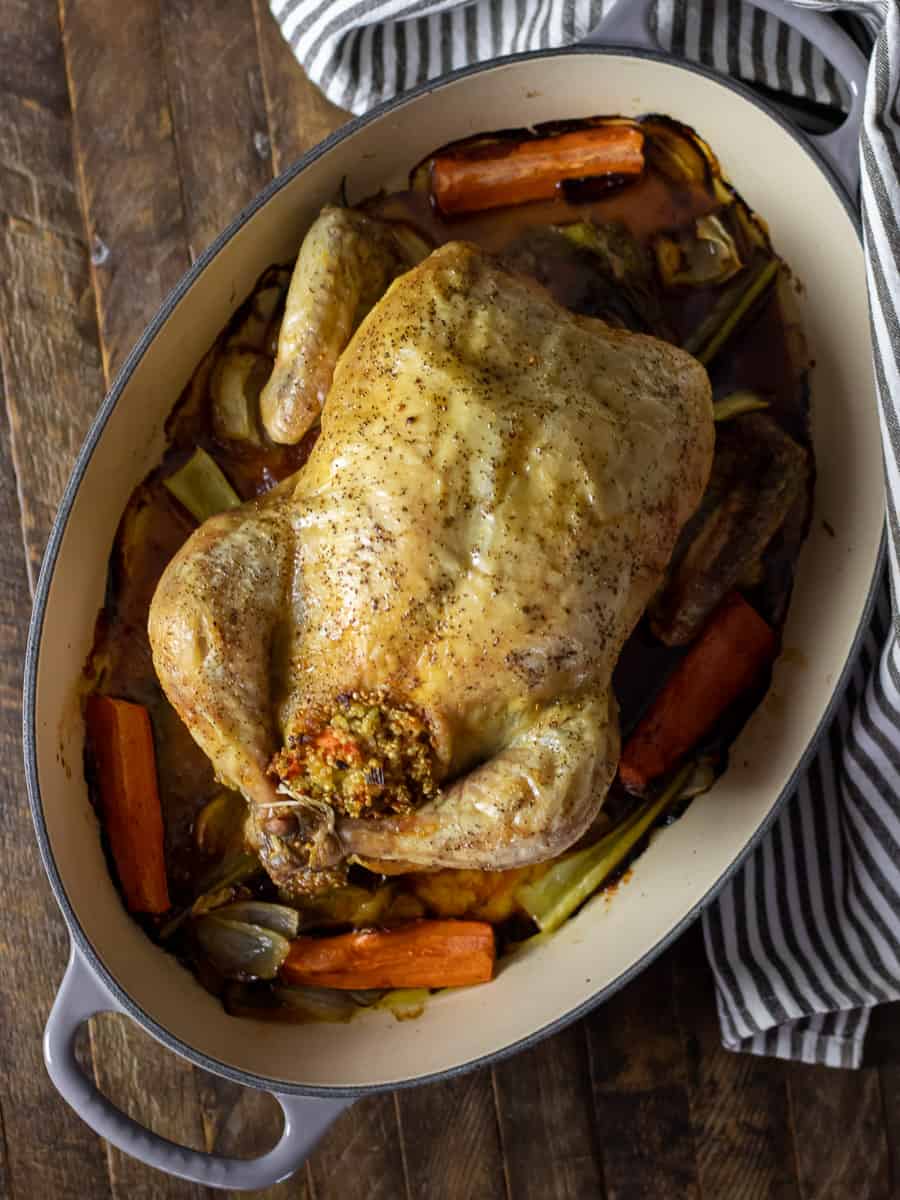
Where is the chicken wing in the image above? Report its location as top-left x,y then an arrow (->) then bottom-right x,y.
259,206 -> 429,445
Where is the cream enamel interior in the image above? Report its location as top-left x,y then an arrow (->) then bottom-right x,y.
32,52 -> 883,1089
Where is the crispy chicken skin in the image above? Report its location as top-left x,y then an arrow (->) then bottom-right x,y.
260,206 -> 428,445
149,241 -> 713,894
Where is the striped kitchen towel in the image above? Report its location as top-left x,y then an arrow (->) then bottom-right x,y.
269,0 -> 900,1069
269,0 -> 862,115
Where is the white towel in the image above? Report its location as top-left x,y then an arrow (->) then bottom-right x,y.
271,0 -> 899,1069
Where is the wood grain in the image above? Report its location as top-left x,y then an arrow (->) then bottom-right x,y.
252,0 -> 347,174
0,112 -> 110,1200
0,349 -> 112,1200
160,0 -> 273,259
396,1071 -> 507,1200
59,0 -> 191,381
493,1026 -> 604,1200
0,5 -> 111,1194
878,1064 -> 900,1200
868,1003 -> 900,1197
0,1094 -> 10,1200
0,1 -> 104,585
87,1015 -> 213,1200
307,1095 -> 408,1200
1,0 -> 70,115
788,1064 -> 891,1199
674,925 -> 799,1200
585,950 -> 702,1200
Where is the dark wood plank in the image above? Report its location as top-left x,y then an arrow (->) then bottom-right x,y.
878,1063 -> 900,1200
860,999 -> 900,1066
0,0 -> 70,114
674,925 -> 800,1200
788,1063 -> 890,1199
59,0 -> 191,380
88,1015 -> 216,1200
252,0 -> 348,175
307,1095 -> 409,1200
492,1025 -> 604,1200
866,1001 -> 900,1197
53,3 -> 236,1196
0,5 -> 113,1197
585,948 -> 702,1200
160,0 -> 273,258
396,1070 -> 507,1200
0,1087 -> 11,1200
0,357 -> 111,1200
0,7 -> 104,585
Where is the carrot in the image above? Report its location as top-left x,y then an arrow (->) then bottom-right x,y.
431,125 -> 644,215
619,592 -> 777,793
280,920 -> 495,990
313,729 -> 360,762
85,694 -> 171,914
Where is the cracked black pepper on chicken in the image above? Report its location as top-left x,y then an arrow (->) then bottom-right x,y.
83,114 -> 813,1017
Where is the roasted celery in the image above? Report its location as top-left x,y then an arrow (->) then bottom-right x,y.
713,391 -> 771,422
163,447 -> 241,524
515,764 -> 694,934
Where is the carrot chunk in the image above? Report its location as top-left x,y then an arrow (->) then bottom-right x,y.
85,694 -> 171,914
431,125 -> 644,215
619,592 -> 777,793
280,920 -> 495,990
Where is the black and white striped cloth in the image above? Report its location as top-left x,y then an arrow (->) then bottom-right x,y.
270,0 -> 859,115
270,0 -> 900,1069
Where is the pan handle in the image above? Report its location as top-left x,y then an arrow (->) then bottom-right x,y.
43,943 -> 351,1192
583,0 -> 867,199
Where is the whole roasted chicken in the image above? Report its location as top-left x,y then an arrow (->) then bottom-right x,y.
150,232 -> 713,895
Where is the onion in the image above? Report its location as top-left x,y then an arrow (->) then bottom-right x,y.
213,901 -> 300,938
194,916 -> 290,981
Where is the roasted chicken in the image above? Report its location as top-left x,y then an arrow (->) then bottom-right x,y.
149,239 -> 713,895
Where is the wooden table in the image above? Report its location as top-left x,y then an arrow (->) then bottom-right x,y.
2,2 -> 899,1197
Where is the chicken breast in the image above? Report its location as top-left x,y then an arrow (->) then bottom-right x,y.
150,241 -> 713,895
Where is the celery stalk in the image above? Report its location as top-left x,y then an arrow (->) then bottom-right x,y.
515,763 -> 694,934
164,447 -> 241,523
713,391 -> 770,422
683,258 -> 779,365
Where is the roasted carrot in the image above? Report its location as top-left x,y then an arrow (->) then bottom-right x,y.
313,729 -> 360,761
619,592 -> 777,793
85,694 -> 171,914
280,920 -> 495,989
431,125 -> 644,215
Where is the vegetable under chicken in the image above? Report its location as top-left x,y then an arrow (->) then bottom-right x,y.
149,240 -> 714,898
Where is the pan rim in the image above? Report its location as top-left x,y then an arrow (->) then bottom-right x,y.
23,43 -> 884,1097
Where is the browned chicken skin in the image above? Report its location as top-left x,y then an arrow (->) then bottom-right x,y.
149,240 -> 713,895
260,206 -> 429,444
